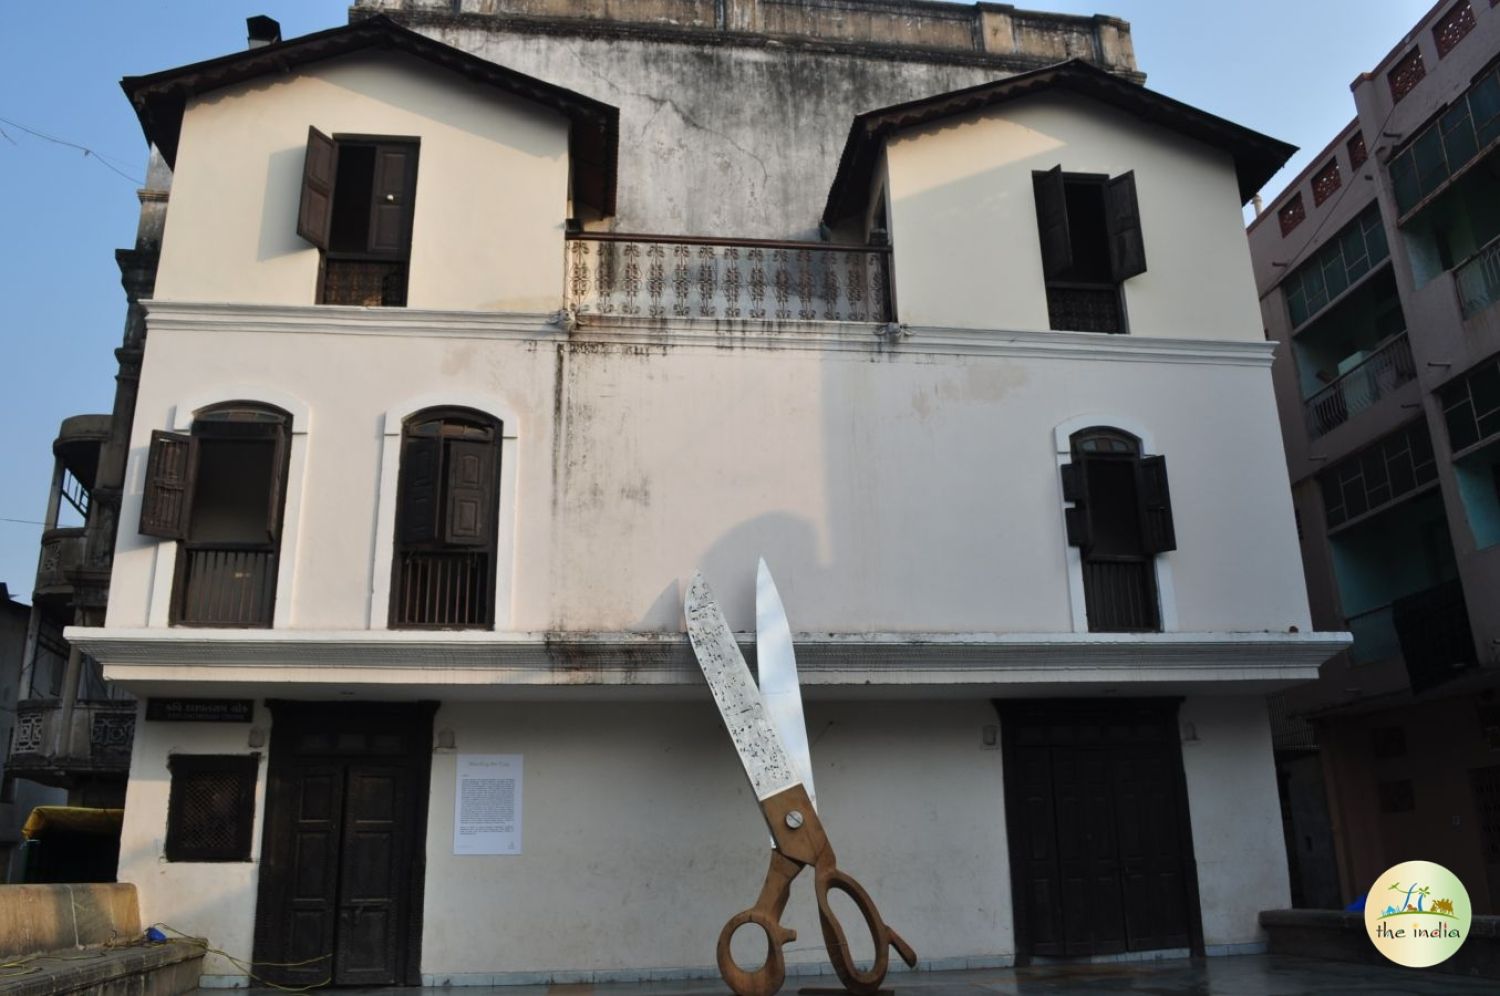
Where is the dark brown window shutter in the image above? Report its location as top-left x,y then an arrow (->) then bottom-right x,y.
263,427 -> 290,543
1060,459 -> 1093,549
443,439 -> 496,546
1136,454 -> 1177,553
398,435 -> 442,545
140,430 -> 195,540
1034,165 -> 1073,279
296,126 -> 336,250
367,144 -> 417,256
1105,171 -> 1147,281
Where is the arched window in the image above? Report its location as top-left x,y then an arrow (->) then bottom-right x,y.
139,402 -> 292,627
1061,426 -> 1175,632
390,408 -> 502,629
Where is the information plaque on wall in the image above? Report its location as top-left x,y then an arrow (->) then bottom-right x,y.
145,698 -> 254,723
454,754 -> 523,855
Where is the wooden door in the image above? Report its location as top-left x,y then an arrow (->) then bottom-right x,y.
253,703 -> 435,988
1000,700 -> 1201,961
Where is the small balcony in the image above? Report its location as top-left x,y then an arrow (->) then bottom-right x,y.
564,233 -> 893,324
175,547 -> 277,627
34,527 -> 87,610
1456,235 -> 1500,319
1303,332 -> 1416,439
8,700 -> 137,787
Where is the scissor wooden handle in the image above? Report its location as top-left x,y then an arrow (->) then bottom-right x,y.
715,785 -> 916,996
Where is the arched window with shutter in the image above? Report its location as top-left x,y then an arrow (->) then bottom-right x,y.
1060,426 -> 1176,632
390,408 -> 502,629
139,402 -> 292,627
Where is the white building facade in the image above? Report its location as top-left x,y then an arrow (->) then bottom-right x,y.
72,6 -> 1344,987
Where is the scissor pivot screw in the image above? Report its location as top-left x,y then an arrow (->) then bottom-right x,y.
786,810 -> 804,830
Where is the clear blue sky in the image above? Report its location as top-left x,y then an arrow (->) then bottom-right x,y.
0,1 -> 1432,598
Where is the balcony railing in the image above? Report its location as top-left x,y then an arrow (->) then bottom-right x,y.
1456,236 -> 1500,319
1344,579 -> 1475,692
1082,559 -> 1159,632
35,527 -> 87,602
177,547 -> 277,627
564,234 -> 892,323
1303,332 -> 1416,438
392,550 -> 490,629
9,699 -> 137,782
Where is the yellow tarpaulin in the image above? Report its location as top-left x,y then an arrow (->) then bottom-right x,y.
21,807 -> 124,840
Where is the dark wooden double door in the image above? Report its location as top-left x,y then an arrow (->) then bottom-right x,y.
1002,700 -> 1199,959
254,703 -> 434,987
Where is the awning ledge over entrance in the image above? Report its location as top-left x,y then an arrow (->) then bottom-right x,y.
73,627 -> 1347,700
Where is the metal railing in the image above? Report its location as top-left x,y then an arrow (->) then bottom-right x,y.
393,549 -> 490,629
1456,235 -> 1500,319
1344,604 -> 1402,665
1081,559 -> 1159,632
564,233 -> 893,323
1303,332 -> 1416,438
178,547 -> 277,626
1344,578 -> 1476,692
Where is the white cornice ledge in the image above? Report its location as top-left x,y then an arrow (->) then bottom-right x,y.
141,301 -> 1275,367
72,628 -> 1346,686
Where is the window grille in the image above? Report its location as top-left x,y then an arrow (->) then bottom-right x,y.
165,754 -> 258,861
1387,47 -> 1426,103
1311,158 -> 1341,206
1347,132 -> 1368,171
1433,2 -> 1475,58
1277,193 -> 1306,237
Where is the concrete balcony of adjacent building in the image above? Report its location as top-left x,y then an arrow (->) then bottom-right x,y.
33,527 -> 88,615
6,698 -> 137,789
31,414 -> 111,620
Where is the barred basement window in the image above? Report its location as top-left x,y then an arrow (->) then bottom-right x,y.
1032,166 -> 1146,335
297,127 -> 419,307
1388,47 -> 1426,103
1278,193 -> 1306,237
165,754 -> 258,862
1433,1 -> 1476,58
1311,158 -> 1341,206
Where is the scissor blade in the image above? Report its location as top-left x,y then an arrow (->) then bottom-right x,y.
685,572 -> 801,801
756,559 -> 816,811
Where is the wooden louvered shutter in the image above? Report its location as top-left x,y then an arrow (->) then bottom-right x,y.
443,439 -> 496,547
1060,459 -> 1093,550
397,435 -> 441,545
264,427 -> 290,544
1105,170 -> 1147,281
1136,455 -> 1177,554
1034,165 -> 1073,279
140,431 -> 195,539
297,127 -> 337,250
368,144 -> 417,256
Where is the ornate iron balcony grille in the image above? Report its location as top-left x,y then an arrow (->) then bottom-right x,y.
565,234 -> 892,323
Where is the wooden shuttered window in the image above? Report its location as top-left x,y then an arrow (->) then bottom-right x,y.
368,144 -> 418,257
443,440 -> 496,546
1135,455 -> 1176,554
1061,453 -> 1175,554
140,430 -> 195,539
1034,165 -> 1072,279
1060,459 -> 1093,550
397,435 -> 441,545
1034,166 -> 1147,284
297,126 -> 336,250
1104,171 -> 1147,282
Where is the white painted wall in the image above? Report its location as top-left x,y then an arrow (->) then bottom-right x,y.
1178,695 -> 1291,949
421,699 -> 1008,979
107,321 -> 1310,636
884,92 -> 1264,341
117,702 -> 269,981
115,698 -> 1009,982
153,52 -> 572,312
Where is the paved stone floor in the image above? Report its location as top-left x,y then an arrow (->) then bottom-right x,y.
267,954 -> 1497,994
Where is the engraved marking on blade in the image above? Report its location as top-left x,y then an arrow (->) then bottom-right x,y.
685,573 -> 799,801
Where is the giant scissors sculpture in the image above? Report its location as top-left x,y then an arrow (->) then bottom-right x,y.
685,562 -> 916,996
